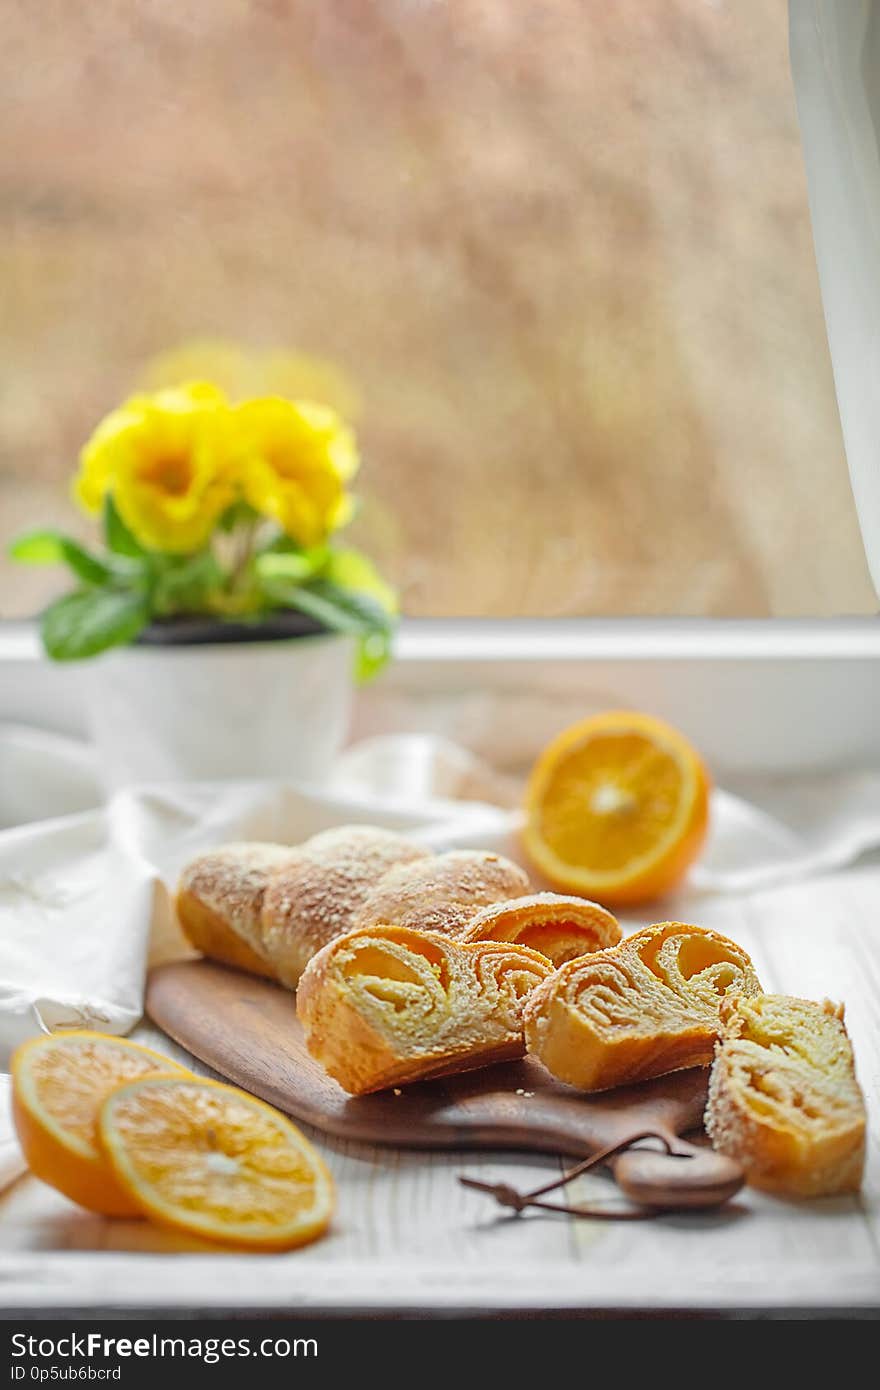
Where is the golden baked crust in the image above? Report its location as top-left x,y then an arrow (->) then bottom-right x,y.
524,921 -> 761,1091
297,924 -> 553,1094
460,892 -> 621,966
705,994 -> 866,1197
260,826 -> 429,988
176,843 -> 295,979
352,850 -> 530,937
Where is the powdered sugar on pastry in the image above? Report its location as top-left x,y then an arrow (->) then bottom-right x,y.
176,843 -> 296,977
353,850 -> 530,937
261,826 -> 429,988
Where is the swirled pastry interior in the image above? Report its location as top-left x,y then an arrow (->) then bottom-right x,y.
524,921 -> 761,1091
353,850 -> 531,937
297,925 -> 553,1094
261,826 -> 430,988
705,994 -> 866,1197
460,892 -> 621,967
176,843 -> 295,979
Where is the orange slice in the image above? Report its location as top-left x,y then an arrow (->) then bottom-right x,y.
522,711 -> 710,905
98,1075 -> 334,1251
11,1031 -> 189,1215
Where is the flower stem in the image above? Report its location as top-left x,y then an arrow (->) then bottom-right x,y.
213,517 -> 262,615
232,519 -> 257,588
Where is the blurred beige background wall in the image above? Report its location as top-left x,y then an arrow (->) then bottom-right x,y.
0,0 -> 875,618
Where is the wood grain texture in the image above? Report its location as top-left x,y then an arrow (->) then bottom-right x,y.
145,959 -> 743,1210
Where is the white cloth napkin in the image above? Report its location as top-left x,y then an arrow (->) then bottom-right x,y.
0,727 -> 515,1064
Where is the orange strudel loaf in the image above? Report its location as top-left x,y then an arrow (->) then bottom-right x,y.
706,993 -> 866,1197
459,892 -> 620,967
524,921 -> 761,1091
297,924 -> 553,1094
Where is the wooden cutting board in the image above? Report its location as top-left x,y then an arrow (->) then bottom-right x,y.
146,959 -> 744,1210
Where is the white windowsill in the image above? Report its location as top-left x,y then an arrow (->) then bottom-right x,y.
1,617 -> 878,776
2,615 -> 879,664
392,616 -> 880,662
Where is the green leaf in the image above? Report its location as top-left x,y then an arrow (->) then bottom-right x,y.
8,531 -> 68,564
152,550 -> 224,614
353,627 -> 393,683
217,500 -> 260,534
260,532 -> 309,554
255,549 -> 326,585
265,577 -> 387,633
103,496 -> 147,558
41,589 -> 150,661
264,577 -> 395,682
261,580 -> 355,633
58,540 -> 116,587
323,547 -> 398,615
313,578 -> 395,631
9,529 -> 117,586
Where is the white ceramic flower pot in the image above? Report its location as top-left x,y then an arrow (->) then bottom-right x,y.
79,630 -> 354,789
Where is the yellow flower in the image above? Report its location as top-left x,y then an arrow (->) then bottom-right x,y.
73,383 -> 236,553
231,397 -> 359,546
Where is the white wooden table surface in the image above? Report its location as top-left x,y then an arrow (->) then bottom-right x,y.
2,864 -> 879,1316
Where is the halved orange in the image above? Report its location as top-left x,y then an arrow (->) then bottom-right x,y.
522,710 -> 710,906
98,1075 -> 334,1251
11,1031 -> 189,1215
